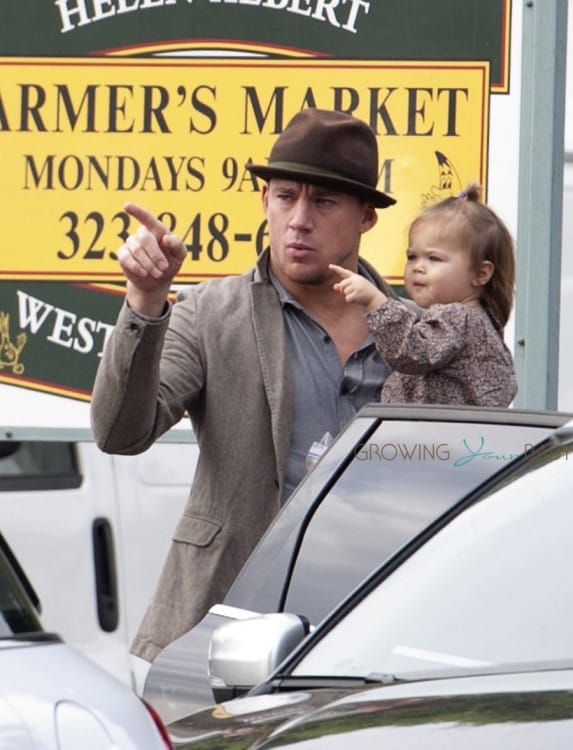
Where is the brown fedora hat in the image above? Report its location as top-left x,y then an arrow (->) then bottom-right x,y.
245,108 -> 396,209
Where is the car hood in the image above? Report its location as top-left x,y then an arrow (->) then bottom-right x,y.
168,668 -> 573,748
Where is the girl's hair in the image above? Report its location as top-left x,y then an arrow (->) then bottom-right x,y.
409,182 -> 515,330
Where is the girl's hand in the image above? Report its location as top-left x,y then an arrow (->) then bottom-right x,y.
329,264 -> 388,310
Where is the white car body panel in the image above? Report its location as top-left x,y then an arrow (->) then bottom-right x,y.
0,639 -> 167,749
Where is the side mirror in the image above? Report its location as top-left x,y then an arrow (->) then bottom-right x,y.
208,613 -> 310,703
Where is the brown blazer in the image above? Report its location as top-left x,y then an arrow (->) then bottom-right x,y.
90,250 -> 394,661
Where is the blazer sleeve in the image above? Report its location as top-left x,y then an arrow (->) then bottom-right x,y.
90,290 -> 205,455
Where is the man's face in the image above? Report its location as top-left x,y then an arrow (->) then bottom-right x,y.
262,180 -> 377,291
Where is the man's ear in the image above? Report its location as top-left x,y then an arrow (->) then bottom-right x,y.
472,260 -> 494,287
360,203 -> 378,234
261,183 -> 269,212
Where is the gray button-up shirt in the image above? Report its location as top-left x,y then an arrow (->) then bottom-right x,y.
270,268 -> 392,502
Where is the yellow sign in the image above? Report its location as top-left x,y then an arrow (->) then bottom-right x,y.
0,57 -> 489,283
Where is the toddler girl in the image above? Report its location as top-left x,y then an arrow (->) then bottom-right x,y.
330,183 -> 517,406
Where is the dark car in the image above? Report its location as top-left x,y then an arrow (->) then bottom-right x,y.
144,404 -> 571,722
167,418 -> 573,748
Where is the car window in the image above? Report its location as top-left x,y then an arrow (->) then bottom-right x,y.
283,420 -> 557,624
292,439 -> 573,678
0,544 -> 43,637
0,441 -> 81,490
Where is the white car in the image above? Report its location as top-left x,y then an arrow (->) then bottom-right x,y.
0,533 -> 172,749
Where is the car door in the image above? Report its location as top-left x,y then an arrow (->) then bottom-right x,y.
0,432 -> 195,689
143,405 -> 571,722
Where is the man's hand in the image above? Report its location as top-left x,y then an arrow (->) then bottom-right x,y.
119,203 -> 188,316
329,263 -> 388,311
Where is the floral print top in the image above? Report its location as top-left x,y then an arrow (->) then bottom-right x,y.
366,298 -> 517,407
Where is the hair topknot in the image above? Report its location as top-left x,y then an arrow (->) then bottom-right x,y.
459,182 -> 482,202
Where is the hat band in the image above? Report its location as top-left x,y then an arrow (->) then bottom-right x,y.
263,161 -> 372,187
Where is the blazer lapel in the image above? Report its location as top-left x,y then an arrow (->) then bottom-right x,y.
250,264 -> 292,487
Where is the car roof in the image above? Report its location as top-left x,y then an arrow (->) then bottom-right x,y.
355,402 -> 570,425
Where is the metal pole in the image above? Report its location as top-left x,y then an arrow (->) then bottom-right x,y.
514,0 -> 568,409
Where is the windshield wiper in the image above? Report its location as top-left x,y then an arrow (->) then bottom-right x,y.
271,673 -> 401,691
365,672 -> 400,684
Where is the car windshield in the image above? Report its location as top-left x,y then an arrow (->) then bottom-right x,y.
280,418 -> 552,621
0,543 -> 43,637
292,438 -> 573,679
227,413 -> 557,623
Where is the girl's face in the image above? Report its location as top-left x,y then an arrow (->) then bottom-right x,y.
404,221 -> 491,308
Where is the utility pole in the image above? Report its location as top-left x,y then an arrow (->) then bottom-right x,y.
514,0 -> 568,409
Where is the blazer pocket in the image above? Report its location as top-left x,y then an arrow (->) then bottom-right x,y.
173,514 -> 222,547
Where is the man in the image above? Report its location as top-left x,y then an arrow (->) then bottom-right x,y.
90,108 -> 397,663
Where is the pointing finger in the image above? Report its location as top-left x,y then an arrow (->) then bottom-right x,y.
123,202 -> 168,241
329,263 -> 353,279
